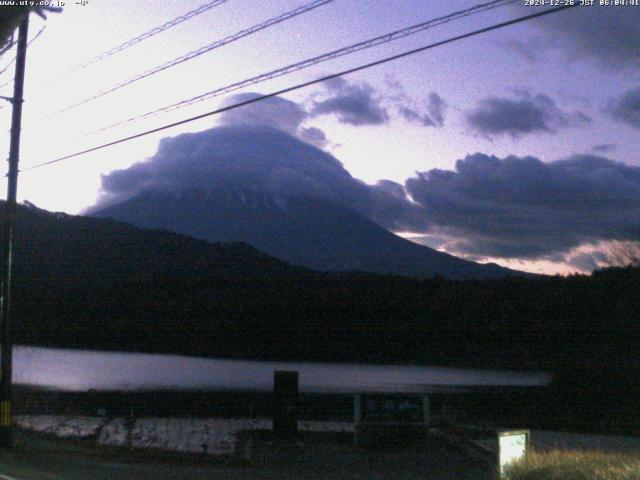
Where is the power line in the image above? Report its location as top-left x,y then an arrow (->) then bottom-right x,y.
0,36 -> 14,57
47,0 -> 335,117
22,4 -> 577,173
88,0 -> 518,136
0,56 -> 15,88
0,26 -> 46,90
53,0 -> 231,80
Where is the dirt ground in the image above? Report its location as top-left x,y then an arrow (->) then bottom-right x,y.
0,429 -> 495,480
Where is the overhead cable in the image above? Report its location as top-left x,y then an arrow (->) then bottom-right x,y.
89,0 -> 518,135
22,4 -> 577,172
55,0 -> 232,79
47,0 -> 335,116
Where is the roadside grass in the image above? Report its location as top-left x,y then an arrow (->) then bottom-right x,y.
12,428 -> 233,466
505,449 -> 640,480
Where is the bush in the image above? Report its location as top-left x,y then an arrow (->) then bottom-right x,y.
505,450 -> 640,480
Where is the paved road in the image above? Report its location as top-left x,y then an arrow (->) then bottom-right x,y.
0,430 -> 494,479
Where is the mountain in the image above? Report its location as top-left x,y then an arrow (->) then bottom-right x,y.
86,125 -> 526,279
2,201 -> 304,283
92,188 -> 521,279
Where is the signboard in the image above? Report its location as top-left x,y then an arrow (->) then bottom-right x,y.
354,394 -> 429,447
498,430 -> 529,478
359,394 -> 426,424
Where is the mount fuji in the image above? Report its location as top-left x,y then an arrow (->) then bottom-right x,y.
90,125 -> 525,279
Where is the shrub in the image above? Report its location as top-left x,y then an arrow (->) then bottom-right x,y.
505,450 -> 640,480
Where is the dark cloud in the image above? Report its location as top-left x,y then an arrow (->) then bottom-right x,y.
399,106 -> 436,127
466,92 -> 591,138
427,93 -> 447,127
96,125 -> 361,209
367,179 -> 428,233
220,93 -> 307,132
298,126 -> 328,148
606,87 -> 640,129
592,144 -> 617,154
311,77 -> 390,126
403,153 -> 640,259
399,93 -> 447,128
91,123 -> 422,231
513,4 -> 640,70
218,93 -> 328,148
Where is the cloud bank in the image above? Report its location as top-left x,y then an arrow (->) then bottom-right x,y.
405,154 -> 640,260
311,77 -> 390,126
219,92 -> 329,148
98,126 -> 367,211
399,93 -> 447,128
309,78 -> 446,129
466,92 -> 590,138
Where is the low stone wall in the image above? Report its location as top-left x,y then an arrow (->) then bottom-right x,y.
16,415 -> 354,456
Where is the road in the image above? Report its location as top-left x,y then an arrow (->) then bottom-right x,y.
0,430 -> 495,479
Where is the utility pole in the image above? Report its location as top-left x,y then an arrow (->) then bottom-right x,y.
0,12 -> 29,449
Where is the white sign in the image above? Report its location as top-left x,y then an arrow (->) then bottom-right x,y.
499,430 -> 529,478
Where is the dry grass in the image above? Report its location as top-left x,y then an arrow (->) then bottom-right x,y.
505,450 -> 640,480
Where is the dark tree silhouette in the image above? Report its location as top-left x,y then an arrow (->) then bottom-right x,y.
606,240 -> 640,267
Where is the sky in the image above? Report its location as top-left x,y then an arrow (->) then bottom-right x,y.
0,0 -> 639,275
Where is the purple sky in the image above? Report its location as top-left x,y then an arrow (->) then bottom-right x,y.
0,0 -> 639,274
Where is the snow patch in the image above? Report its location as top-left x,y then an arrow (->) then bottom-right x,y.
16,415 -> 354,457
98,418 -> 129,446
16,415 -> 106,438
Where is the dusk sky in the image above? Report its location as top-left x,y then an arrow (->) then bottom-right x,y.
0,0 -> 639,274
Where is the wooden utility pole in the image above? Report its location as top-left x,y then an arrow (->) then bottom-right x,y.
0,12 -> 29,449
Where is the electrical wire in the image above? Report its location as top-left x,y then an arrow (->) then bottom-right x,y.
22,4 -> 578,172
53,0 -> 232,80
47,0 -> 335,117
0,26 -> 46,90
0,36 -> 14,57
87,0 -> 518,136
